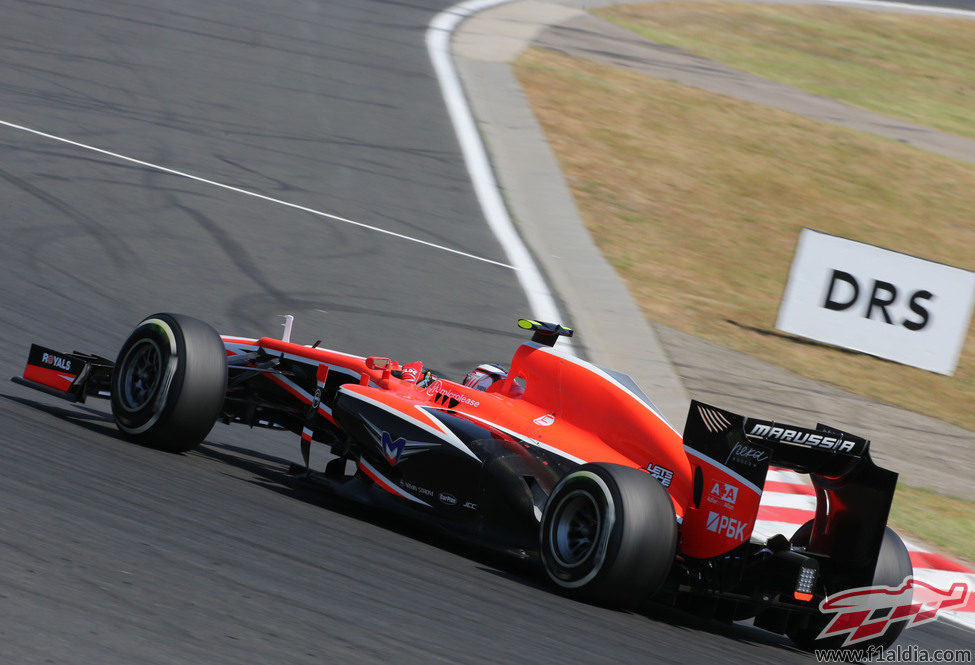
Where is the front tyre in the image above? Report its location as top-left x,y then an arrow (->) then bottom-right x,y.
540,463 -> 677,609
111,313 -> 227,452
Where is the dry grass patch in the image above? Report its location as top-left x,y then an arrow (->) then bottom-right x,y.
513,48 -> 975,431
596,1 -> 975,139
890,485 -> 975,566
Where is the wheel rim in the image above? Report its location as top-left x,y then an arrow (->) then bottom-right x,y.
118,339 -> 163,411
550,489 -> 602,569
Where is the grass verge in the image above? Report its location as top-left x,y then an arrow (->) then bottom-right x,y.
513,6 -> 975,558
890,485 -> 974,567
595,1 -> 975,139
513,47 -> 975,431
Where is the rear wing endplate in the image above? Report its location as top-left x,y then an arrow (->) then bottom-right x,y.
680,400 -> 897,581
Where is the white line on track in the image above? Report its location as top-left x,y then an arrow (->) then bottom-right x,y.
427,0 -> 567,329
0,117 -> 514,270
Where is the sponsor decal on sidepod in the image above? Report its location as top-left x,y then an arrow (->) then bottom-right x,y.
707,481 -> 738,508
646,463 -> 674,488
705,510 -> 748,541
425,380 -> 480,407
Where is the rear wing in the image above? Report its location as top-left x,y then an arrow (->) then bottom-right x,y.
679,401 -> 897,581
11,343 -> 114,403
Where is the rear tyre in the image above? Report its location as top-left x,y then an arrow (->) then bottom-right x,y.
111,313 -> 227,452
539,462 -> 677,609
787,521 -> 913,651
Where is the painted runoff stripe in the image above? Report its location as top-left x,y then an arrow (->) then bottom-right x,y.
756,467 -> 975,631
426,0 -> 573,346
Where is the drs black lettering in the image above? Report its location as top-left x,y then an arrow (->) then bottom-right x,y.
904,290 -> 933,331
822,269 -> 934,331
865,279 -> 897,324
823,270 -> 858,312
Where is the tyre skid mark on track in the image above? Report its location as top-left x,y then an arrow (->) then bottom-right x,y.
0,118 -> 514,270
0,166 -> 132,266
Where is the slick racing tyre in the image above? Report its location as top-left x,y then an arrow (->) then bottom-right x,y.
787,520 -> 913,652
540,462 -> 677,609
111,313 -> 227,453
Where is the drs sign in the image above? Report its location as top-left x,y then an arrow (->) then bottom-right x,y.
776,229 -> 975,375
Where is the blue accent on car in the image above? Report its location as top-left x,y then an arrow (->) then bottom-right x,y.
382,431 -> 406,466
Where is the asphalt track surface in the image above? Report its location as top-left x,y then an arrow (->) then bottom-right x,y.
0,1 -> 972,663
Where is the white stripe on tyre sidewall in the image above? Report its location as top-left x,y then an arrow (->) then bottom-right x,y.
118,318 -> 179,435
543,470 -> 615,589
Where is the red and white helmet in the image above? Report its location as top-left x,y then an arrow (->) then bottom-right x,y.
463,363 -> 507,391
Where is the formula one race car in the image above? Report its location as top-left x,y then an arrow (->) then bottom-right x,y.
12,313 -> 913,651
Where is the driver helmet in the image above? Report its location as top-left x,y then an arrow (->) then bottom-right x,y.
463,363 -> 508,391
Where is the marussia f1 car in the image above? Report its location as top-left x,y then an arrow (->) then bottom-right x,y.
12,313 -> 913,651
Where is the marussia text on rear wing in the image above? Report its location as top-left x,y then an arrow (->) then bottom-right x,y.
745,420 -> 866,454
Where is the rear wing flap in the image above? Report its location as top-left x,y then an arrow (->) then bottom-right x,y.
11,343 -> 114,403
680,400 -> 897,580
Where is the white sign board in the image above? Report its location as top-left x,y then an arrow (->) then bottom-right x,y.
776,229 -> 975,375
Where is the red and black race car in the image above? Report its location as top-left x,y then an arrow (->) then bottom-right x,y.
12,313 -> 913,651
